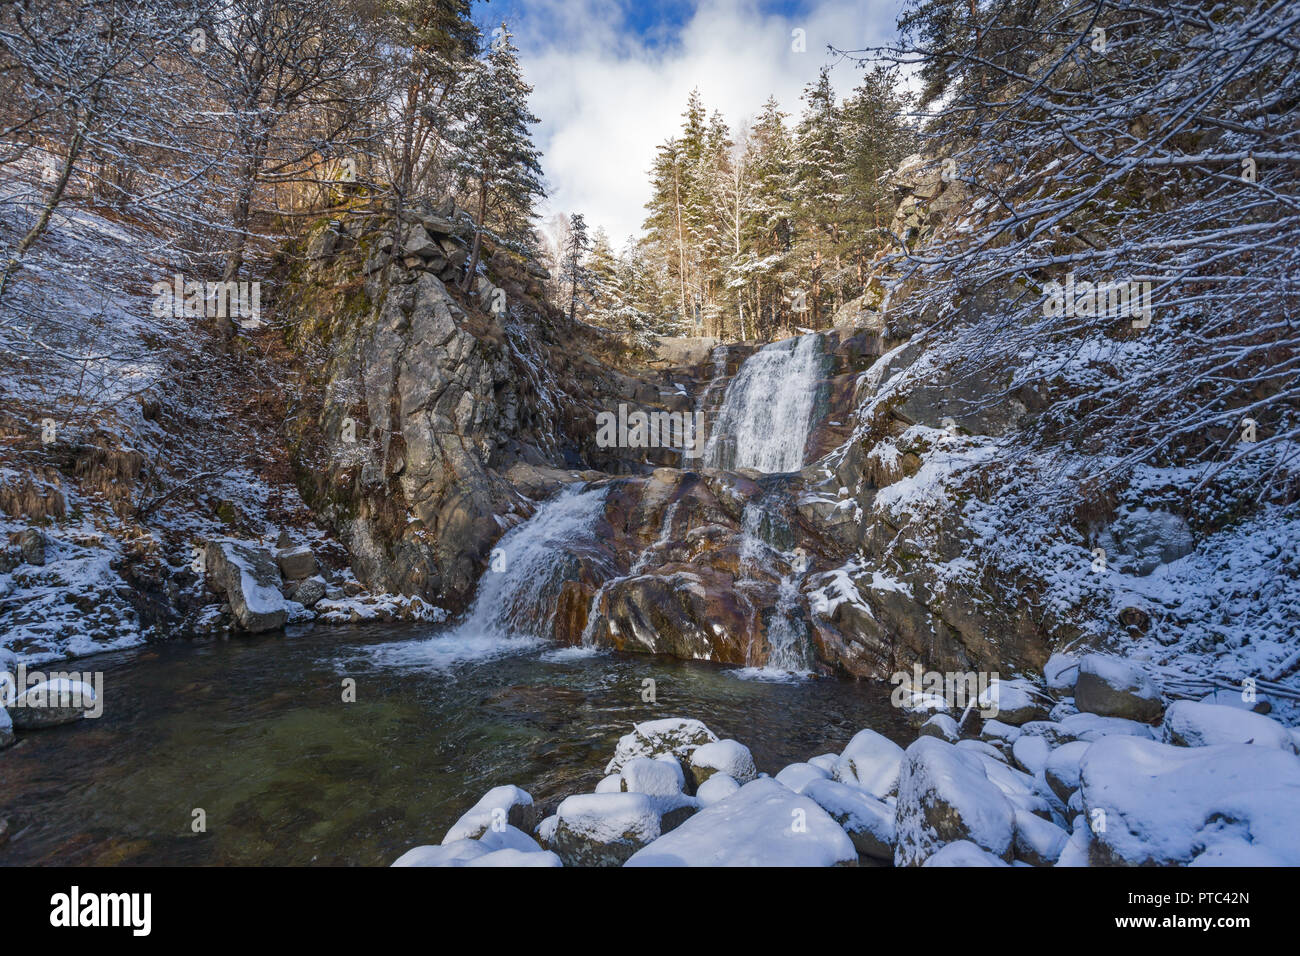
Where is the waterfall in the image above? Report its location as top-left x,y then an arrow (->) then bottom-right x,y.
735,498 -> 812,679
702,334 -> 823,473
360,484 -> 610,670
460,484 -> 612,637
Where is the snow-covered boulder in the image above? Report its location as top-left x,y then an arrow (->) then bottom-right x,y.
204,539 -> 287,632
619,756 -> 686,795
1012,807 -> 1069,866
955,739 -> 1007,763
1079,736 -> 1300,865
1073,654 -> 1163,724
476,824 -> 543,853
774,761 -> 830,793
1011,734 -> 1051,775
442,785 -> 536,843
833,728 -> 904,799
918,713 -> 960,742
392,840 -> 490,867
594,774 -> 622,793
1043,740 -> 1091,803
894,737 -> 1017,867
625,778 -> 857,867
463,848 -> 562,867
802,777 -> 895,862
604,717 -> 718,785
1199,687 -> 1273,714
807,753 -> 838,774
695,773 -> 741,806
921,840 -> 1010,867
8,678 -> 97,729
1044,652 -> 1080,695
552,793 -> 663,867
1054,816 -> 1093,867
535,815 -> 558,849
978,719 -> 1021,746
1019,711 -> 1155,747
689,738 -> 757,787
1160,700 -> 1295,752
978,678 -> 1048,725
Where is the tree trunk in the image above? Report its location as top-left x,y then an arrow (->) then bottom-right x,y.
460,178 -> 489,293
0,126 -> 84,301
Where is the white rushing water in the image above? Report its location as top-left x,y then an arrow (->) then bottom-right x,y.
362,484 -> 611,670
733,499 -> 812,680
702,334 -> 823,473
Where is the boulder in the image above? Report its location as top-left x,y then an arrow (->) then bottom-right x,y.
1054,815 -> 1093,867
625,778 -> 857,867
1073,654 -> 1164,724
1011,734 -> 1051,775
807,753 -> 838,774
275,545 -> 317,581
391,841 -> 490,867
1160,700 -> 1295,751
977,678 -> 1048,725
402,223 -> 442,259
1044,652 -> 1080,695
774,762 -> 830,794
921,840 -> 1011,867
1079,736 -> 1300,865
833,728 -> 905,799
695,773 -> 740,806
552,792 -> 663,867
619,756 -> 686,796
1043,740 -> 1091,803
463,848 -> 562,867
16,528 -> 46,566
204,539 -> 287,632
1093,507 -> 1195,575
802,777 -> 896,861
442,785 -> 536,843
918,713 -> 960,742
689,738 -> 757,787
288,575 -> 327,608
8,678 -> 96,730
1012,808 -> 1070,866
0,705 -> 13,748
535,815 -> 558,849
894,737 -> 1017,866
605,717 -> 718,784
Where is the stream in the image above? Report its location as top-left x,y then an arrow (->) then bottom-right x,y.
0,623 -> 908,865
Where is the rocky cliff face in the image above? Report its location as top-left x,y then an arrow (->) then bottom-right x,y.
279,199 -> 726,614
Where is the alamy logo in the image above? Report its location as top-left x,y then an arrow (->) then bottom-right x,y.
595,404 -> 706,459
151,274 -> 262,328
890,663 -> 1001,719
1043,272 -> 1152,328
0,665 -> 102,718
50,886 -> 151,936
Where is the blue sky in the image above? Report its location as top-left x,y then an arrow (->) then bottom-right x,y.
468,0 -> 905,242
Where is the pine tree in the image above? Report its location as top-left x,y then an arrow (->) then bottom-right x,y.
562,212 -> 591,323
450,23 -> 545,293
792,68 -> 848,326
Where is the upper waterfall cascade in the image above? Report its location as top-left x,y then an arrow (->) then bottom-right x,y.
702,333 -> 824,473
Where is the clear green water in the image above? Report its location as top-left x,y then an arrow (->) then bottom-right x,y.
0,623 -> 909,865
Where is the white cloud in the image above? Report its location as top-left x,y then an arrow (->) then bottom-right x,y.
507,0 -> 903,242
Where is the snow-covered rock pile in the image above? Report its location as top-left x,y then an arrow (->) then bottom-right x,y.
391,653 -> 1300,867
